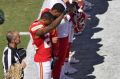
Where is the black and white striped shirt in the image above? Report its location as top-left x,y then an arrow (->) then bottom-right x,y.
2,46 -> 19,73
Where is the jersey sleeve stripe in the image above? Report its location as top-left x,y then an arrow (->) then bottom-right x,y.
31,25 -> 44,32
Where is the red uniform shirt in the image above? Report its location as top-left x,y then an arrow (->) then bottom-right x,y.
70,12 -> 87,33
69,2 -> 87,33
29,21 -> 52,62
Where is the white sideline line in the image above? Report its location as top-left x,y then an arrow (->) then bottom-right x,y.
19,32 -> 30,35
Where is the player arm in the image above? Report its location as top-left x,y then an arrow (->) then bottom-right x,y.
36,13 -> 65,36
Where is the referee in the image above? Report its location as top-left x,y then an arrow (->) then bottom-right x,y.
2,31 -> 26,79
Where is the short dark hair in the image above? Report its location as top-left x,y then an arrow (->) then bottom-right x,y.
40,12 -> 54,20
52,3 -> 65,13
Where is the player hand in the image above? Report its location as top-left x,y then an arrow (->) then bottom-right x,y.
63,0 -> 69,3
52,37 -> 58,43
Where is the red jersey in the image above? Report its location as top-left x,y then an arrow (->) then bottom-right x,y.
69,2 -> 87,33
70,11 -> 87,33
29,21 -> 52,62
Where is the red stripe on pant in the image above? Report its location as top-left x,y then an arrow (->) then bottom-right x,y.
40,62 -> 43,79
52,37 -> 69,79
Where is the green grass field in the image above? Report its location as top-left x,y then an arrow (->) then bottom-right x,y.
0,0 -> 43,78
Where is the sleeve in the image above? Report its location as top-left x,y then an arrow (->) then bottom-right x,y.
3,49 -> 12,72
50,29 -> 57,37
30,24 -> 44,33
